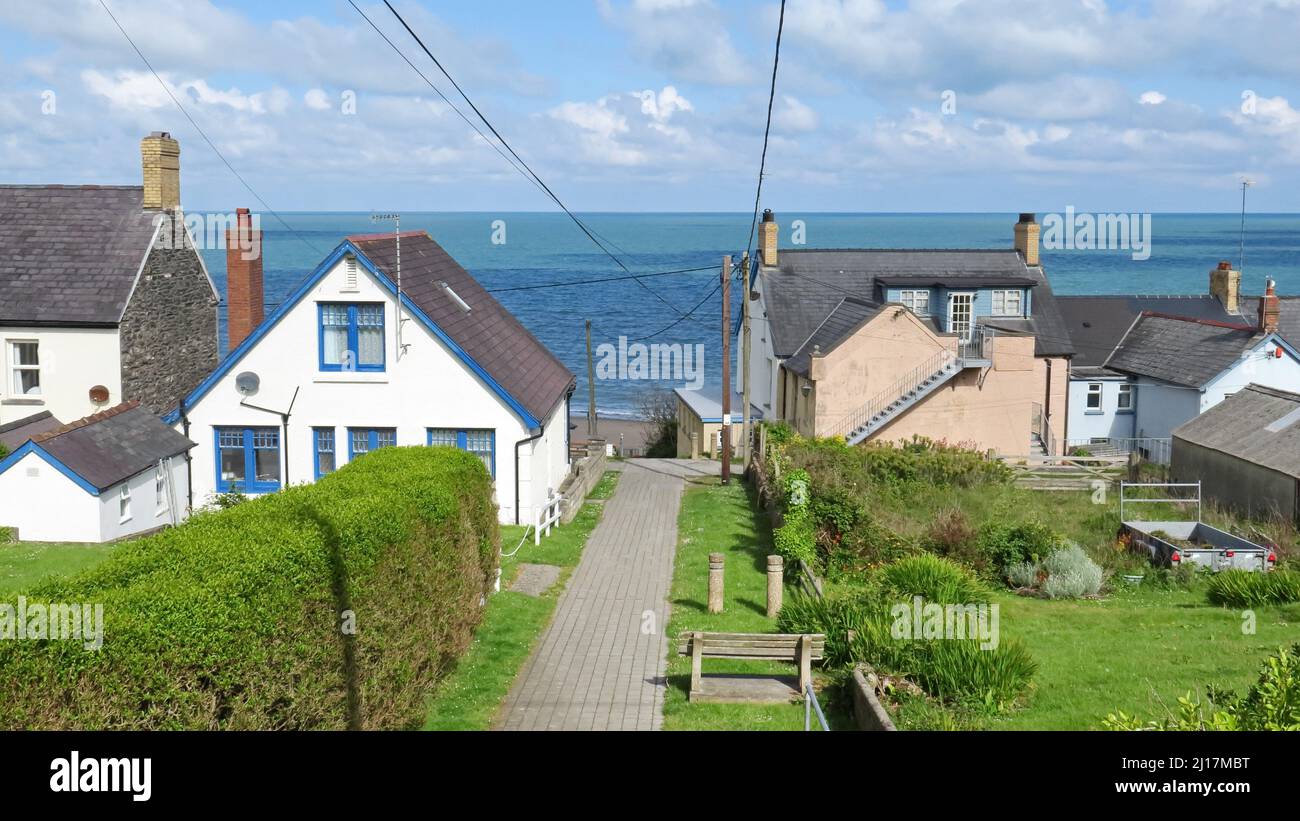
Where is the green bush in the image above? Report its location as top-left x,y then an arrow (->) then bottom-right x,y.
881,555 -> 989,605
785,435 -> 1012,491
1207,570 -> 1300,608
977,521 -> 1063,570
0,446 -> 499,730
1041,545 -> 1103,599
908,637 -> 1037,710
1005,561 -> 1040,589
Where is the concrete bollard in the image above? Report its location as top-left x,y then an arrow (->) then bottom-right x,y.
766,555 -> 784,618
708,553 -> 725,614
690,431 -> 700,461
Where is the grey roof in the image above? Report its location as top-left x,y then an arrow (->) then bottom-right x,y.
761,248 -> 1074,358
785,297 -> 881,376
0,185 -> 161,325
0,411 -> 62,451
1105,313 -> 1263,387
1057,295 -> 1237,369
1173,385 -> 1300,479
28,402 -> 195,491
350,232 -> 575,423
674,386 -> 764,422
1241,295 -> 1300,345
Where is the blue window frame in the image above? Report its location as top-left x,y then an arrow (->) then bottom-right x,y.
348,428 -> 397,460
427,428 -> 495,477
314,427 -> 336,479
319,303 -> 385,372
215,427 -> 281,493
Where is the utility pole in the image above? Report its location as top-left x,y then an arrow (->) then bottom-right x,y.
720,255 -> 732,484
371,213 -> 404,360
1239,178 -> 1255,277
741,251 -> 752,472
585,320 -> 597,438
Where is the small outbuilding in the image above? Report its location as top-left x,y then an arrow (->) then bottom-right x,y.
1171,384 -> 1300,524
0,402 -> 195,543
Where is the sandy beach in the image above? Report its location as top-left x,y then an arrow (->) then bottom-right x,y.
570,414 -> 654,455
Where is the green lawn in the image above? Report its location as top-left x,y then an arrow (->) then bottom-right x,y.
587,470 -> 620,501
423,502 -> 604,730
663,477 -> 852,730
0,541 -> 116,596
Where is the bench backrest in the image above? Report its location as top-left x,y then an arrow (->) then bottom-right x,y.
677,631 -> 826,661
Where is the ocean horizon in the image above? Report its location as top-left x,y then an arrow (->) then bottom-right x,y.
198,211 -> 1300,417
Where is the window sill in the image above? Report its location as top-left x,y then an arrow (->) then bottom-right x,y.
1,397 -> 44,406
119,516 -> 132,525
314,374 -> 389,385
1116,410 -> 1135,415
1084,410 -> 1104,415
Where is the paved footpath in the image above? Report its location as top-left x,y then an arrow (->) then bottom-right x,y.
497,458 -> 720,731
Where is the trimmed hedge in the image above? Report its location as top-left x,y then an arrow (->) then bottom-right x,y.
0,446 -> 499,729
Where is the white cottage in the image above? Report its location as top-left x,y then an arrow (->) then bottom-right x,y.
167,229 -> 576,526
0,402 -> 193,543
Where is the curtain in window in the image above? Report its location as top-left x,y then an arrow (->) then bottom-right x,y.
465,430 -> 492,473
356,305 -> 384,367
321,305 -> 349,366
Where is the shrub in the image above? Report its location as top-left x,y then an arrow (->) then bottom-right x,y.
773,507 -> 817,566
0,446 -> 499,730
1207,570 -> 1300,608
1005,561 -> 1040,589
777,591 -> 885,668
925,508 -> 985,571
909,638 -> 1037,710
1040,545 -> 1103,599
881,555 -> 989,605
1103,643 -> 1300,731
977,521 -> 1062,570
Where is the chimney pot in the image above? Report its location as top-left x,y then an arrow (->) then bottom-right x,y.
759,210 -> 779,267
1209,262 -> 1242,313
140,132 -> 181,211
1259,277 -> 1281,333
225,208 -> 265,350
1014,212 -> 1040,266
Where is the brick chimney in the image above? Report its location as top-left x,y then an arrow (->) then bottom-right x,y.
759,209 -> 778,267
140,131 -> 181,211
1209,260 -> 1241,313
1259,278 -> 1281,333
1014,212 -> 1040,266
225,208 -> 264,349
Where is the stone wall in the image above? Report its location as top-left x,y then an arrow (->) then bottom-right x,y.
119,218 -> 219,415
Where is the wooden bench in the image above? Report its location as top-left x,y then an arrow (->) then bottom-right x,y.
676,631 -> 826,704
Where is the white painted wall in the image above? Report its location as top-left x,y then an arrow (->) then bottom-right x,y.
1132,378 -> 1204,443
0,327 -> 122,427
1066,376 -> 1137,442
0,451 -> 100,542
737,279 -> 778,414
1201,338 -> 1300,409
179,252 -> 569,525
96,457 -> 189,542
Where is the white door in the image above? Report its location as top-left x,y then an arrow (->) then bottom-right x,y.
949,293 -> 974,340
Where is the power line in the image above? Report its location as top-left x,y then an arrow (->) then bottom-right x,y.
371,0 -> 702,324
96,0 -> 325,257
486,264 -> 716,293
745,0 -> 786,262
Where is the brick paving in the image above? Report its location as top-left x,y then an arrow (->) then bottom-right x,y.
497,458 -> 720,731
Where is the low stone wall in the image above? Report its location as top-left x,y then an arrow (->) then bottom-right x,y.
851,666 -> 899,732
559,440 -> 608,523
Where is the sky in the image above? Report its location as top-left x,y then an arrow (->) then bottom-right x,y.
0,0 -> 1298,212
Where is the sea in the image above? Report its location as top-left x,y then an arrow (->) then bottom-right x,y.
196,212 -> 1300,418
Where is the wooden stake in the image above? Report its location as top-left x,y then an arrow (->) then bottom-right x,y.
585,320 -> 597,437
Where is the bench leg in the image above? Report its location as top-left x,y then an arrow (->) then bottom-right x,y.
690,631 -> 704,700
798,635 -> 812,693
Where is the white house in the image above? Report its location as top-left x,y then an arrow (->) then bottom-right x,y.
0,402 -> 193,543
1063,283 -> 1300,460
167,229 -> 576,526
0,133 -> 220,427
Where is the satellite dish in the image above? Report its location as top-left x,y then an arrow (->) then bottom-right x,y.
235,372 -> 261,397
88,385 -> 110,404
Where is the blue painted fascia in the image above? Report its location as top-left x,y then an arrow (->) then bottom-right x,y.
0,441 -> 100,496
165,239 -> 541,429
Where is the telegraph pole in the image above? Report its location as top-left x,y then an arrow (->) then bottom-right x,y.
741,251 -> 752,471
585,320 -> 597,438
720,255 -> 732,484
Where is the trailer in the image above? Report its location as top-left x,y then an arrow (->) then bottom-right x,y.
1119,482 -> 1277,573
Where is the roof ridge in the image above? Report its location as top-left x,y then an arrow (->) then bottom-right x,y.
1243,383 -> 1300,401
1138,311 -> 1258,331
780,247 -> 1016,254
32,400 -> 141,443
0,410 -> 53,435
346,230 -> 430,242
0,184 -> 143,190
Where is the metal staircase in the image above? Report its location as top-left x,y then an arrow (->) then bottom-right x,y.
826,332 -> 993,446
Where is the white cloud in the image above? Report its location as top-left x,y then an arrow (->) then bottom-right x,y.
304,89 -> 332,111
774,95 -> 819,132
1139,90 -> 1167,105
598,0 -> 751,85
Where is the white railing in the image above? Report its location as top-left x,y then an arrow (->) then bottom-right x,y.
825,347 -> 956,440
534,492 -> 563,545
1031,402 -> 1058,457
1066,437 -> 1171,465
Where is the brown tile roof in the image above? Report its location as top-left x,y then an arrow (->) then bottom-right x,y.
27,401 -> 195,491
0,411 -> 62,451
349,231 -> 574,424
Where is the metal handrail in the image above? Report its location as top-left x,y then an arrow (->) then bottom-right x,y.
804,682 -> 829,731
1119,481 -> 1201,522
825,347 -> 956,440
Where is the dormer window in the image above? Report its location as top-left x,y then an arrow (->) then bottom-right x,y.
319,303 -> 385,372
898,290 -> 930,315
991,290 -> 1023,317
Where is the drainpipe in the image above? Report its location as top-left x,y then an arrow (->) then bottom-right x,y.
514,429 -> 543,526
179,398 -> 194,511
240,386 -> 300,487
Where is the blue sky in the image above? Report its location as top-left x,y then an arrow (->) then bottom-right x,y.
1,1 -> 1297,212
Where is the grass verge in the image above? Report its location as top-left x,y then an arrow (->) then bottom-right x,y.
0,542 -> 116,596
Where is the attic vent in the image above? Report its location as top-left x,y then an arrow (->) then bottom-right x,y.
440,281 -> 471,313
344,256 -> 359,291
1265,407 -> 1300,433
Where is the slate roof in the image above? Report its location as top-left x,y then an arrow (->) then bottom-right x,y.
674,386 -> 764,423
0,411 -> 62,452
761,248 -> 1074,359
27,402 -> 195,491
1241,295 -> 1300,345
784,297 -> 882,376
1057,295 -> 1237,369
1104,313 -> 1263,387
0,185 -> 161,325
1173,385 -> 1300,479
349,232 -> 575,423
